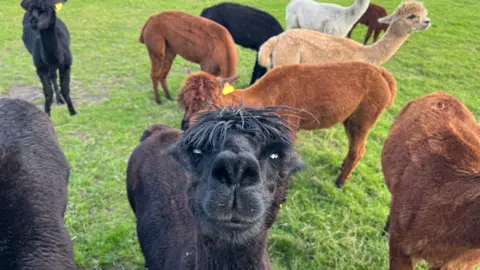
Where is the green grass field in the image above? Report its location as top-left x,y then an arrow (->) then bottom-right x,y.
1,0 -> 479,269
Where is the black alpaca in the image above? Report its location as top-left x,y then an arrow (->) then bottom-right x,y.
0,99 -> 74,269
201,3 -> 283,85
127,107 -> 304,269
21,0 -> 76,116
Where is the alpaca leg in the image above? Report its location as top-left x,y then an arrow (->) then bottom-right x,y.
158,46 -> 176,101
373,28 -> 383,43
389,241 -> 414,270
363,26 -> 375,45
249,54 -> 267,85
148,50 -> 164,104
347,22 -> 359,38
200,60 -> 220,76
335,122 -> 368,187
49,69 -> 64,105
59,65 -> 77,116
37,68 -> 54,116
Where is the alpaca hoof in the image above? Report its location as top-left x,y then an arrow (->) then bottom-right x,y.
166,96 -> 173,101
334,178 -> 345,188
57,98 -> 65,105
69,110 -> 77,116
155,99 -> 162,105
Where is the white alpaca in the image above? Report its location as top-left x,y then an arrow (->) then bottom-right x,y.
286,0 -> 370,37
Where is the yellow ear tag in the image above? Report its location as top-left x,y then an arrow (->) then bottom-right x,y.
222,83 -> 235,95
280,204 -> 283,209
54,3 -> 63,12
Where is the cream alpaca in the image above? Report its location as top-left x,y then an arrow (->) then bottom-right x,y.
259,1 -> 430,67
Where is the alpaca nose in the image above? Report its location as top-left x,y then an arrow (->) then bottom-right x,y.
211,151 -> 260,187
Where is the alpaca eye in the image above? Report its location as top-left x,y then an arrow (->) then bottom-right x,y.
192,148 -> 202,155
407,14 -> 416,19
269,153 -> 279,160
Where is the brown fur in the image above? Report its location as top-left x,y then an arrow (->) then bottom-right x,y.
139,11 -> 237,104
347,3 -> 389,45
382,91 -> 480,269
179,61 -> 397,186
258,1 -> 430,67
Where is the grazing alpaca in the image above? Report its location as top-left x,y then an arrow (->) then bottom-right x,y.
178,61 -> 396,187
200,2 -> 283,85
382,91 -> 480,269
0,99 -> 74,269
139,11 -> 237,104
126,107 -> 305,269
259,1 -> 430,68
286,0 -> 370,37
347,3 -> 389,45
21,0 -> 77,116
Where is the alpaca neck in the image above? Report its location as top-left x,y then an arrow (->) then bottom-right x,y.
346,0 -> 370,16
195,232 -> 269,270
364,22 -> 410,65
39,21 -> 61,64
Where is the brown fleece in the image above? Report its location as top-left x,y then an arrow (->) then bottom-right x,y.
258,1 -> 430,68
382,91 -> 480,270
139,11 -> 237,104
178,61 -> 397,186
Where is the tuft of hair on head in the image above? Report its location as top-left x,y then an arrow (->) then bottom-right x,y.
180,106 -> 297,151
21,0 -> 66,11
178,71 -> 220,110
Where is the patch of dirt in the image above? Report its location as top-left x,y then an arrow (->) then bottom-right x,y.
1,83 -> 108,107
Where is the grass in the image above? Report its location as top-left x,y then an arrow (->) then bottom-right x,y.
1,0 -> 479,269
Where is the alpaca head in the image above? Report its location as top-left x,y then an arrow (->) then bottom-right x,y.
21,0 -> 65,30
169,107 -> 304,243
178,71 -> 240,130
378,1 -> 430,34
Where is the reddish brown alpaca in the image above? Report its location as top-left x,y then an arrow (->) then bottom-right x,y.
382,91 -> 480,270
178,61 -> 397,186
139,11 -> 237,104
347,3 -> 389,44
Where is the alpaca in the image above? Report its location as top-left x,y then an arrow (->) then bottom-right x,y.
21,0 -> 77,116
178,61 -> 396,186
259,1 -> 430,68
347,3 -> 389,45
139,11 -> 237,104
286,0 -> 370,36
126,107 -> 305,269
200,2 -> 283,85
0,98 -> 74,269
382,91 -> 480,269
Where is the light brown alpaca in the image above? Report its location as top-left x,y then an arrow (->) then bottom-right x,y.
178,61 -> 397,187
382,91 -> 480,270
139,11 -> 237,104
258,1 -> 430,68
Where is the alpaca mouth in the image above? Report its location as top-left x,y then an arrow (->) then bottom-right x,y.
212,218 -> 257,231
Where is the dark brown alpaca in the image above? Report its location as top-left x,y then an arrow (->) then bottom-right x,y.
0,98 -> 74,269
178,61 -> 397,187
347,3 -> 389,44
382,91 -> 480,269
126,107 -> 305,269
139,11 -> 237,104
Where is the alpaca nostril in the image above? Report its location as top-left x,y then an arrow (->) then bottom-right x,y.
424,19 -> 430,24
211,152 -> 260,186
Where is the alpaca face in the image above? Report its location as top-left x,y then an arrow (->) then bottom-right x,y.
29,7 -> 55,31
379,2 -> 430,33
170,108 -> 304,243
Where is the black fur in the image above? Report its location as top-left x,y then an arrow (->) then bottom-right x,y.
127,106 -> 304,270
0,98 -> 74,269
21,0 -> 77,116
200,3 -> 283,85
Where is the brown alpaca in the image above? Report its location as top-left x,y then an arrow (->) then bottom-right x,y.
347,3 -> 389,45
178,61 -> 397,187
382,91 -> 480,270
139,11 -> 237,104
258,1 -> 430,68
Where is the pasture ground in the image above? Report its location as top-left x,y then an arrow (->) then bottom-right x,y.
1,0 -> 479,269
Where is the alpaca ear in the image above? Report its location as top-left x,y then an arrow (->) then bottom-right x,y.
20,0 -> 32,10
218,75 -> 240,91
185,68 -> 192,75
378,14 -> 399,25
